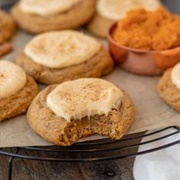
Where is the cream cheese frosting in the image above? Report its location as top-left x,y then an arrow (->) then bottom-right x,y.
46,78 -> 123,121
171,63 -> 180,89
97,0 -> 161,20
24,30 -> 101,69
0,61 -> 27,99
19,0 -> 81,16
138,0 -> 162,11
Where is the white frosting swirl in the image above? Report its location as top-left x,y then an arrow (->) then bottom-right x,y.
171,63 -> 180,89
0,61 -> 26,99
46,78 -> 123,121
19,0 -> 81,16
24,30 -> 101,69
97,0 -> 161,20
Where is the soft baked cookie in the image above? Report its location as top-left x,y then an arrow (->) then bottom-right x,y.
0,61 -> 39,121
11,0 -> 95,34
15,30 -> 114,85
0,10 -> 16,57
27,78 -> 135,146
158,63 -> 180,111
87,0 -> 161,38
0,10 -> 16,44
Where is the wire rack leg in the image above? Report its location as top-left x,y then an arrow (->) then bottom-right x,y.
8,156 -> 13,180
7,148 -> 19,180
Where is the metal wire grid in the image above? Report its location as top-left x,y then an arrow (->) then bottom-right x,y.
0,126 -> 180,180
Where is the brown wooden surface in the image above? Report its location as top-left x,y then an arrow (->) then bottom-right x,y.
0,148 -> 135,180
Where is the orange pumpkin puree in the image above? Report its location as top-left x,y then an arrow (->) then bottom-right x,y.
112,7 -> 180,51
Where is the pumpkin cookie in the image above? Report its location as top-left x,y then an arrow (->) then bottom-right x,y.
87,0 -> 161,38
0,61 -> 39,121
15,30 -> 114,85
11,0 -> 95,34
0,10 -> 16,44
27,78 -> 135,146
157,63 -> 180,111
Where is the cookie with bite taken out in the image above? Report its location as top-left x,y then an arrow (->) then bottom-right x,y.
27,78 -> 135,146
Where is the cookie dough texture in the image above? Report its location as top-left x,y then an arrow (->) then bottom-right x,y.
0,76 -> 39,121
15,47 -> 114,85
0,10 -> 16,44
11,0 -> 96,33
158,68 -> 180,111
27,84 -> 135,146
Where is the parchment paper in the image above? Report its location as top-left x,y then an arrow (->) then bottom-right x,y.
0,31 -> 179,147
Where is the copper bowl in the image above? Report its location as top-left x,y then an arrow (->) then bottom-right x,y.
108,23 -> 180,76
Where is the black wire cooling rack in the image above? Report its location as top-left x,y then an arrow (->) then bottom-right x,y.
0,126 -> 180,180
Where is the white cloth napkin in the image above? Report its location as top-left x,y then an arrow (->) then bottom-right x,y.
133,127 -> 180,180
